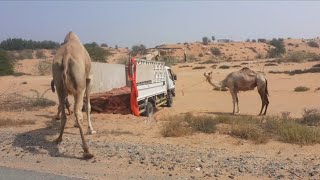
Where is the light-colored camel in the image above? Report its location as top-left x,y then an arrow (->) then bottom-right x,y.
204,67 -> 269,115
52,31 -> 95,159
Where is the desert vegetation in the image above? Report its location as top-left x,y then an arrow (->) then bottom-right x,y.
84,42 -> 111,62
160,111 -> 320,145
0,49 -> 14,76
0,89 -> 56,111
0,38 -> 59,50
267,38 -> 286,58
294,86 -> 310,92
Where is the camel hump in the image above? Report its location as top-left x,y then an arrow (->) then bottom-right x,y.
64,31 -> 80,44
239,67 -> 255,76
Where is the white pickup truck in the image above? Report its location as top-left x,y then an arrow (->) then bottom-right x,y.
91,58 -> 177,117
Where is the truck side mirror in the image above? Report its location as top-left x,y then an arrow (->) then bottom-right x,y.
173,74 -> 177,80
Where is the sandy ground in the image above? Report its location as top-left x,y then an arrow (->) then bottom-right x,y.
0,59 -> 320,179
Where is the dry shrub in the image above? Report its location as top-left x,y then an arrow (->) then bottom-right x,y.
179,65 -> 192,68
211,64 -> 217,68
160,113 -> 217,137
313,64 -> 320,68
35,50 -> 46,59
219,65 -> 230,69
216,114 -> 320,145
161,112 -> 320,145
301,108 -> 320,126
160,115 -> 192,137
269,67 -> 320,75
294,86 -> 310,92
232,65 -> 242,68
185,113 -> 217,133
276,120 -> 320,145
199,60 -> 216,64
230,124 -> 269,144
36,60 -> 51,75
0,118 -> 35,127
192,66 -> 206,70
0,89 -> 56,111
265,63 -> 278,66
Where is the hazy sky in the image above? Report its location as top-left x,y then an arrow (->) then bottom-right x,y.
1,1 -> 319,48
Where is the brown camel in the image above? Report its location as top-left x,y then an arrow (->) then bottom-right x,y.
51,80 -> 72,120
52,31 -> 95,159
204,67 -> 269,115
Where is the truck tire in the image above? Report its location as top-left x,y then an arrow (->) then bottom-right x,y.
167,92 -> 173,107
145,102 -> 154,117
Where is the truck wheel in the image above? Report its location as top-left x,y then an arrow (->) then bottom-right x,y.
145,102 -> 154,117
167,92 -> 173,107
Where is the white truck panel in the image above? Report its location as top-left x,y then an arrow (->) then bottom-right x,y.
91,62 -> 127,93
136,59 -> 166,84
137,82 -> 167,101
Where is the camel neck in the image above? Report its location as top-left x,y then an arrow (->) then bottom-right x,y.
207,78 -> 224,89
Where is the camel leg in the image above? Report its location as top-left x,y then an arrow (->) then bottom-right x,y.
65,97 -> 73,115
258,89 -> 265,116
55,105 -> 61,120
85,79 -> 96,134
56,93 -> 67,144
263,95 -> 269,115
230,90 -> 236,114
74,92 -> 94,159
235,93 -> 240,113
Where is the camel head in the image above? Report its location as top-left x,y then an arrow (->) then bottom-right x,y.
203,71 -> 213,82
64,31 -> 80,44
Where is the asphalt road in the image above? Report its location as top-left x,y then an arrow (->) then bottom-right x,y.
0,166 -> 84,180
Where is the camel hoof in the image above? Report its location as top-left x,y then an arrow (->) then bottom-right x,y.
55,116 -> 60,120
74,123 -> 80,128
83,152 -> 94,159
55,137 -> 62,144
88,130 -> 96,135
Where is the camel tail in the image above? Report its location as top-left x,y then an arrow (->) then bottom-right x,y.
265,79 -> 269,96
61,54 -> 70,89
51,80 -> 55,93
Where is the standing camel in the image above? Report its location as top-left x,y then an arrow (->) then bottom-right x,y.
52,31 -> 96,159
203,67 -> 269,115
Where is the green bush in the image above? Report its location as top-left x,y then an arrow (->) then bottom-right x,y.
131,44 -> 146,56
0,49 -> 14,76
268,38 -> 286,58
84,42 -> 111,62
202,36 -> 210,45
211,47 -> 221,56
307,41 -> 319,48
0,38 -> 59,50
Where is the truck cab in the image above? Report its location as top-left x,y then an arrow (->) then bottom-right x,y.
133,59 -> 177,117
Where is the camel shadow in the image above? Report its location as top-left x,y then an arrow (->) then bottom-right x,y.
200,111 -> 254,117
12,115 -> 83,160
